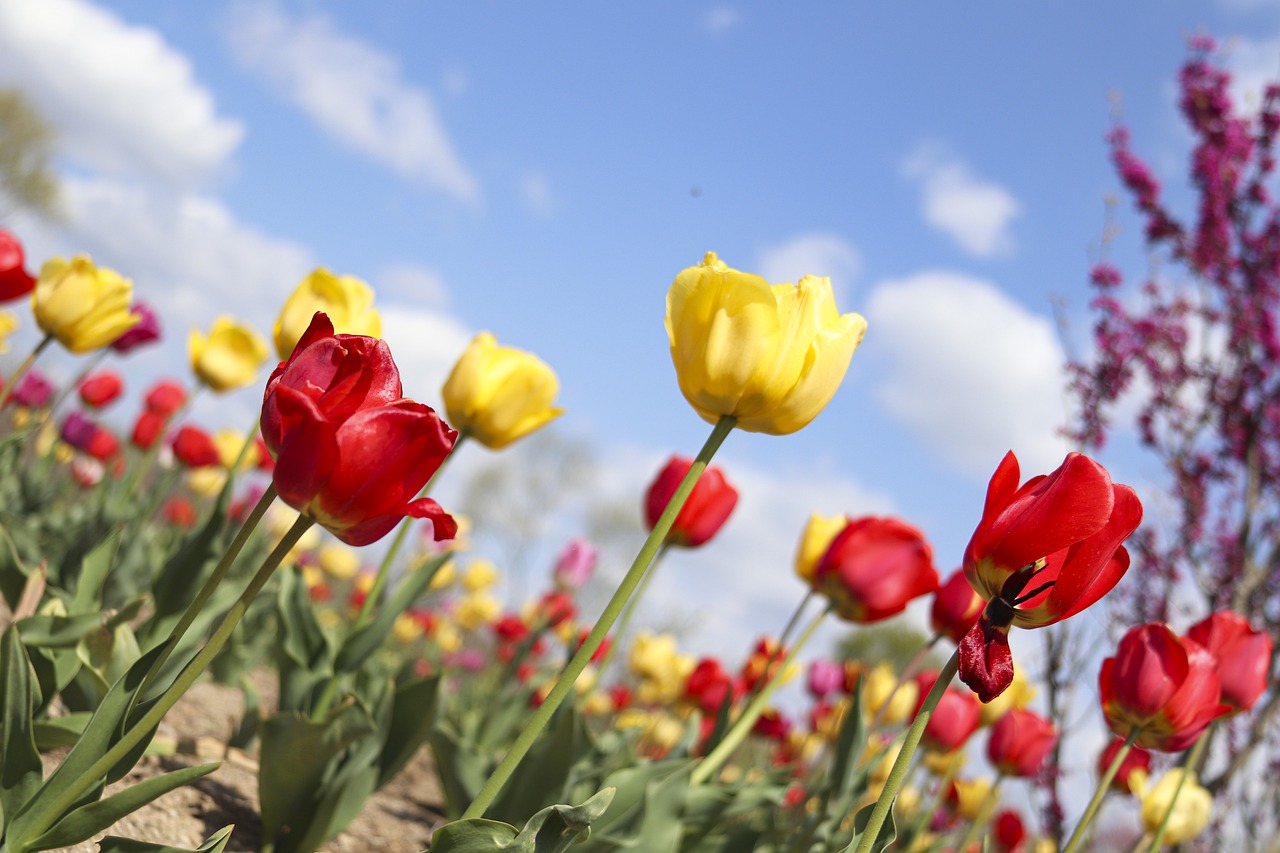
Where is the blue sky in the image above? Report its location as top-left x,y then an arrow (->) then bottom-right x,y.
2,0 -> 1277,768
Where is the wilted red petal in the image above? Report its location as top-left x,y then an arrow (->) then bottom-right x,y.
958,615 -> 1015,703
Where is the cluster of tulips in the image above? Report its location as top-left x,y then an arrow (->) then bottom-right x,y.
0,227 -> 1273,853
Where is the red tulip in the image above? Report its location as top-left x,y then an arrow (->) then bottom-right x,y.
685,657 -> 738,715
987,708 -> 1057,778
1099,623 -> 1229,751
260,312 -> 457,547
917,670 -> 981,752
992,810 -> 1027,853
1098,735 -> 1152,794
86,426 -> 120,461
930,567 -> 985,643
144,380 -> 187,416
959,451 -> 1142,702
131,410 -> 166,450
164,497 -> 198,528
813,516 -> 939,623
644,455 -> 738,547
0,229 -> 36,302
171,425 -> 220,468
79,370 -> 125,408
1185,611 -> 1272,712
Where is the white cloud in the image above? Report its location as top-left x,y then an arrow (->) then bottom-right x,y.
703,7 -> 742,34
866,270 -> 1070,477
758,233 -> 861,301
521,170 -> 555,217
0,0 -> 243,187
377,263 -> 452,310
225,1 -> 479,204
1221,36 -> 1280,110
379,304 -> 473,407
901,143 -> 1021,258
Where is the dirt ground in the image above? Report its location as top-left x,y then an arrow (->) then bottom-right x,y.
48,676 -> 446,853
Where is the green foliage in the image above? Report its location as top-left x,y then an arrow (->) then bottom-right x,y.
0,89 -> 59,219
428,788 -> 615,853
97,824 -> 235,853
834,619 -> 940,673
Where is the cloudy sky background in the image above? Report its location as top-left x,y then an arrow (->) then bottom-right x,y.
2,0 -> 1277,823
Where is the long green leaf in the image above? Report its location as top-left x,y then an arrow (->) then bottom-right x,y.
16,613 -> 106,648
97,824 -> 235,853
1,626 -> 44,832
24,762 -> 218,851
377,673 -> 442,787
70,530 -> 121,614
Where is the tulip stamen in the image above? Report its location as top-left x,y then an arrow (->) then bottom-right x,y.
1013,580 -> 1055,606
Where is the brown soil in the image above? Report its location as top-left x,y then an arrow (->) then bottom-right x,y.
47,676 -> 446,853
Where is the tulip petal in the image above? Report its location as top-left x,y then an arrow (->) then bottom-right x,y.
271,385 -> 339,513
958,615 -> 1015,703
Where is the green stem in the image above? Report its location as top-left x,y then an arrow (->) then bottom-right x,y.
0,333 -> 52,413
590,541 -> 669,681
19,514 -> 315,843
691,602 -> 829,785
851,646 -> 960,853
354,432 -> 466,630
459,415 -> 736,820
1146,725 -> 1211,851
1062,727 -> 1142,853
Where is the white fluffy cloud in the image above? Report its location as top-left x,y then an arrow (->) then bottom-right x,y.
1222,36 -> 1280,109
379,305 -> 473,408
901,143 -> 1021,258
866,270 -> 1070,477
758,234 -> 860,300
0,0 -> 243,187
225,1 -> 479,204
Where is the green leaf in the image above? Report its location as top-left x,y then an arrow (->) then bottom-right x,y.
2,626 -> 44,832
142,490 -> 227,641
429,721 -> 492,820
97,824 -> 235,853
429,789 -> 616,853
428,819 -> 520,852
16,613 -> 106,647
257,700 -> 376,852
274,567 -> 335,713
830,676 -> 867,803
377,673 -> 441,788
23,762 -> 218,851
489,704 -> 585,827
69,530 -> 121,614
32,713 -> 92,751
581,763 -> 691,852
333,551 -> 451,674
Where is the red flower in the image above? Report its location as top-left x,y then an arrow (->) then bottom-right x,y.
131,410 -> 166,450
959,451 -> 1142,702
986,708 -> 1057,778
79,370 -> 125,408
1098,735 -> 1152,794
536,591 -> 576,628
86,427 -> 120,461
0,229 -> 36,302
164,497 -> 198,528
741,636 -> 786,691
685,657 -> 738,716
1185,611 -> 1272,712
644,455 -> 738,547
753,708 -> 792,742
930,568 -> 985,643
992,810 -> 1028,853
260,312 -> 457,547
917,670 -> 981,752
1099,623 -> 1229,751
171,425 -> 220,468
144,380 -> 187,416
813,516 -> 939,623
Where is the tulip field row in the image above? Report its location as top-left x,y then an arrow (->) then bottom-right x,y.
1,35 -> 1278,853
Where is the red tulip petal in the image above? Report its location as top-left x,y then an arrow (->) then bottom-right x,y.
1113,624 -> 1187,719
958,615 -> 1015,703
271,385 -> 339,513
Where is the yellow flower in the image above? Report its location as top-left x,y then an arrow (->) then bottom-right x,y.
442,332 -> 564,449
665,252 -> 867,435
461,559 -> 500,592
794,513 -> 846,584
433,619 -> 462,653
950,777 -> 993,820
188,316 -> 269,392
32,256 -> 139,354
318,543 -> 360,581
978,668 -> 1036,727
274,267 -> 382,360
429,559 -> 457,590
213,429 -> 258,471
186,467 -> 226,498
0,311 -> 18,352
392,613 -> 424,644
1137,769 -> 1211,845
861,662 -> 918,726
922,748 -> 967,776
455,591 -> 501,630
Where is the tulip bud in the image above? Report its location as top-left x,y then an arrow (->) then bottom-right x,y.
189,316 -> 269,392
442,331 -> 563,449
79,370 -> 125,409
814,516 -> 939,623
644,456 -> 738,547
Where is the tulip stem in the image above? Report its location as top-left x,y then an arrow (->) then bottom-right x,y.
15,514 -> 315,845
355,432 -> 466,630
459,415 -> 736,820
691,603 -> 829,786
0,333 -> 52,414
851,646 -> 960,853
590,541 -> 669,681
1145,726 -> 1211,851
1062,727 -> 1142,853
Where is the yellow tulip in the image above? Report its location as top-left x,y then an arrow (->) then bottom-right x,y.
274,267 -> 382,359
189,317 -> 269,392
665,252 -> 867,435
1137,769 -> 1211,845
950,777 -> 993,820
32,256 -> 139,354
861,662 -> 919,726
212,429 -> 258,471
0,311 -> 18,352
455,591 -> 501,630
794,513 -> 846,584
442,332 -> 564,449
461,558 -> 500,592
318,543 -> 361,581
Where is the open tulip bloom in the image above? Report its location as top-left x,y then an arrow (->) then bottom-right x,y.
958,450 -> 1143,702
